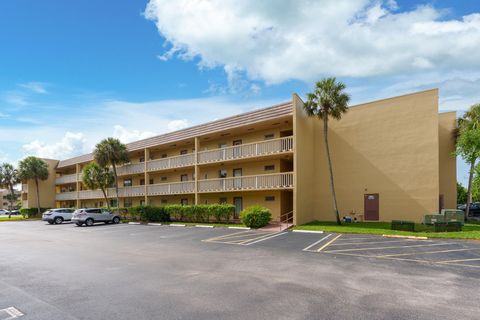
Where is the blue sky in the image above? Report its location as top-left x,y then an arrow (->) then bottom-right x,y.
0,0 -> 479,185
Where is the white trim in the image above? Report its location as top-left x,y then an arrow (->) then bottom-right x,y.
228,226 -> 250,230
293,230 -> 324,234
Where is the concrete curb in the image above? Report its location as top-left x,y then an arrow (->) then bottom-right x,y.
128,222 -> 141,225
148,223 -> 162,226
382,234 -> 428,240
169,224 -> 186,227
195,225 -> 214,228
228,226 -> 251,230
292,230 -> 324,234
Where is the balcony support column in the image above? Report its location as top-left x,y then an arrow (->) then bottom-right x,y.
76,164 -> 80,208
194,137 -> 199,205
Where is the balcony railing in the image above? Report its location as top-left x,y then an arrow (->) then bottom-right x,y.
55,192 -> 77,201
22,184 -> 28,193
147,154 -> 195,172
78,190 -> 105,200
108,186 -> 145,197
198,136 -> 293,164
116,162 -> 145,176
198,172 -> 294,193
147,181 -> 195,196
55,174 -> 77,184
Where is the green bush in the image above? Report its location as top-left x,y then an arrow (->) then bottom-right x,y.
127,205 -> 170,222
20,207 -> 50,218
164,204 -> 184,221
164,204 -> 235,223
240,206 -> 271,228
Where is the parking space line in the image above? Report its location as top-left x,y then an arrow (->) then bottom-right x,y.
202,230 -> 251,242
325,242 -> 455,253
436,262 -> 480,268
317,234 -> 342,252
328,239 -> 421,246
244,232 -> 287,246
236,232 -> 283,245
376,248 -> 480,258
436,257 -> 480,263
302,234 -> 333,252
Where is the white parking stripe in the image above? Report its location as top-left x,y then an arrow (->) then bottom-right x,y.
317,234 -> 343,252
437,257 -> 480,263
244,232 -> 287,246
302,234 -> 333,252
326,242 -> 455,253
329,239 -> 423,246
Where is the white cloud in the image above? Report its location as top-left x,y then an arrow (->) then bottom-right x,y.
4,93 -> 28,107
167,119 -> 189,131
22,132 -> 87,160
113,125 -> 156,143
19,82 -> 48,94
144,0 -> 480,83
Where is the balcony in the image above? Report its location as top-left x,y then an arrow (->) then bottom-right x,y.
78,190 -> 105,200
147,153 -> 195,172
110,186 -> 145,197
147,181 -> 195,196
55,174 -> 78,184
198,136 -> 293,164
198,172 -> 294,193
116,162 -> 145,176
56,191 -> 77,201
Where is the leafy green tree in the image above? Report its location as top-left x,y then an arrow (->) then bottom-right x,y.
304,77 -> 350,225
82,162 -> 114,209
93,138 -> 129,212
0,163 -> 20,217
457,182 -> 468,204
18,156 -> 49,215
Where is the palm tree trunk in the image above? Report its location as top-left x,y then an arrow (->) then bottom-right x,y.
35,178 -> 41,215
112,164 -> 119,213
323,117 -> 342,225
466,160 -> 476,218
101,187 -> 110,209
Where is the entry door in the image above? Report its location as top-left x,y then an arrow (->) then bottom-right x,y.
233,197 -> 243,219
233,168 -> 242,189
233,140 -> 242,158
364,194 -> 379,221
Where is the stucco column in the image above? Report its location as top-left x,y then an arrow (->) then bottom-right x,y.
194,137 -> 199,205
144,148 -> 149,205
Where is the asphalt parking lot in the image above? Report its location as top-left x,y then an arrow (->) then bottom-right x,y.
0,221 -> 479,320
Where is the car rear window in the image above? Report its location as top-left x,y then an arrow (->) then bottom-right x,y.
86,209 -> 101,214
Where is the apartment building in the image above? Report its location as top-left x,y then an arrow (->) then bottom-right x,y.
1,189 -> 21,210
21,89 -> 457,224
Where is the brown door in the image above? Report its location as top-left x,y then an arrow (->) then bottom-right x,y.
364,194 -> 379,221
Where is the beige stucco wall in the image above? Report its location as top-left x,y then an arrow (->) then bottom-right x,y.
25,158 -> 58,209
294,89 -> 449,223
438,112 -> 457,209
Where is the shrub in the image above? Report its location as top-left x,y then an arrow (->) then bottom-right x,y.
240,206 -> 271,228
128,205 -> 170,222
20,207 -> 50,218
163,204 -> 235,223
164,205 -> 184,221
211,204 -> 235,222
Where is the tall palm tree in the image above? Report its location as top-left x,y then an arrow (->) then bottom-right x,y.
93,138 -> 129,212
0,163 -> 20,217
456,103 -> 480,218
304,77 -> 350,225
18,156 -> 49,215
82,162 -> 114,209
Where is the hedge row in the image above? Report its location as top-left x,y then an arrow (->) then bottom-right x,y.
126,204 -> 235,223
20,208 -> 50,218
127,205 -> 169,222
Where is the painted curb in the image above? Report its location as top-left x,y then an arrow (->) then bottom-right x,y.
148,223 -> 162,226
195,225 -> 214,228
128,222 -> 141,225
170,224 -> 186,227
382,234 -> 428,240
228,226 -> 251,230
292,230 -> 325,234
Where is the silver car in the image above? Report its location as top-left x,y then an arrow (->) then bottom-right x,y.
72,208 -> 121,227
42,208 -> 75,224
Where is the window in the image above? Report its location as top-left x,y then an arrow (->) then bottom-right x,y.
161,154 -> 168,158
123,179 -> 132,187
264,165 -> 275,171
139,157 -> 145,162
180,150 -> 188,155
180,174 -> 189,182
160,177 -> 167,182
219,197 -> 227,204
140,200 -> 145,206
219,169 -> 227,178
181,199 -> 188,206
150,178 -> 154,184
161,199 -> 167,204
99,201 -> 103,207
265,196 -> 275,202
140,179 -> 145,186
124,198 -> 132,208
218,143 -> 227,148
264,133 -> 275,140
110,199 -> 118,208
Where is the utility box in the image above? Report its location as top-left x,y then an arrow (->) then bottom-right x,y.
441,209 -> 465,225
423,214 -> 445,225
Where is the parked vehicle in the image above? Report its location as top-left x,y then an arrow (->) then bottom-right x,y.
9,210 -> 20,215
0,209 -> 9,215
72,208 -> 121,227
42,208 -> 75,224
458,202 -> 480,219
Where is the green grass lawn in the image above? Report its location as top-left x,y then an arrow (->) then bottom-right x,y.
294,221 -> 480,240
0,216 -> 39,222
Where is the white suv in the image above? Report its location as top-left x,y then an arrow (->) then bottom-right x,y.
42,208 -> 75,224
72,208 -> 121,227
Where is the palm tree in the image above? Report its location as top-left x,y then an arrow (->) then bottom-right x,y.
93,138 -> 129,212
304,77 -> 350,225
82,162 -> 114,209
456,103 -> 480,218
18,156 -> 49,215
0,163 -> 20,218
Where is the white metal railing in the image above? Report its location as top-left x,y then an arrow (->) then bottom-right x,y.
147,154 -> 195,172
78,190 -> 105,200
55,192 -> 77,201
198,172 -> 294,192
108,186 -> 145,198
147,181 -> 195,196
116,162 -> 145,176
22,184 -> 28,193
55,174 -> 77,184
198,136 -> 293,164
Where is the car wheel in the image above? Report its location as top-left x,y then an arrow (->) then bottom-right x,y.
47,221 -> 54,225
112,217 -> 120,224
76,222 -> 83,227
54,217 -> 63,225
85,218 -> 94,227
